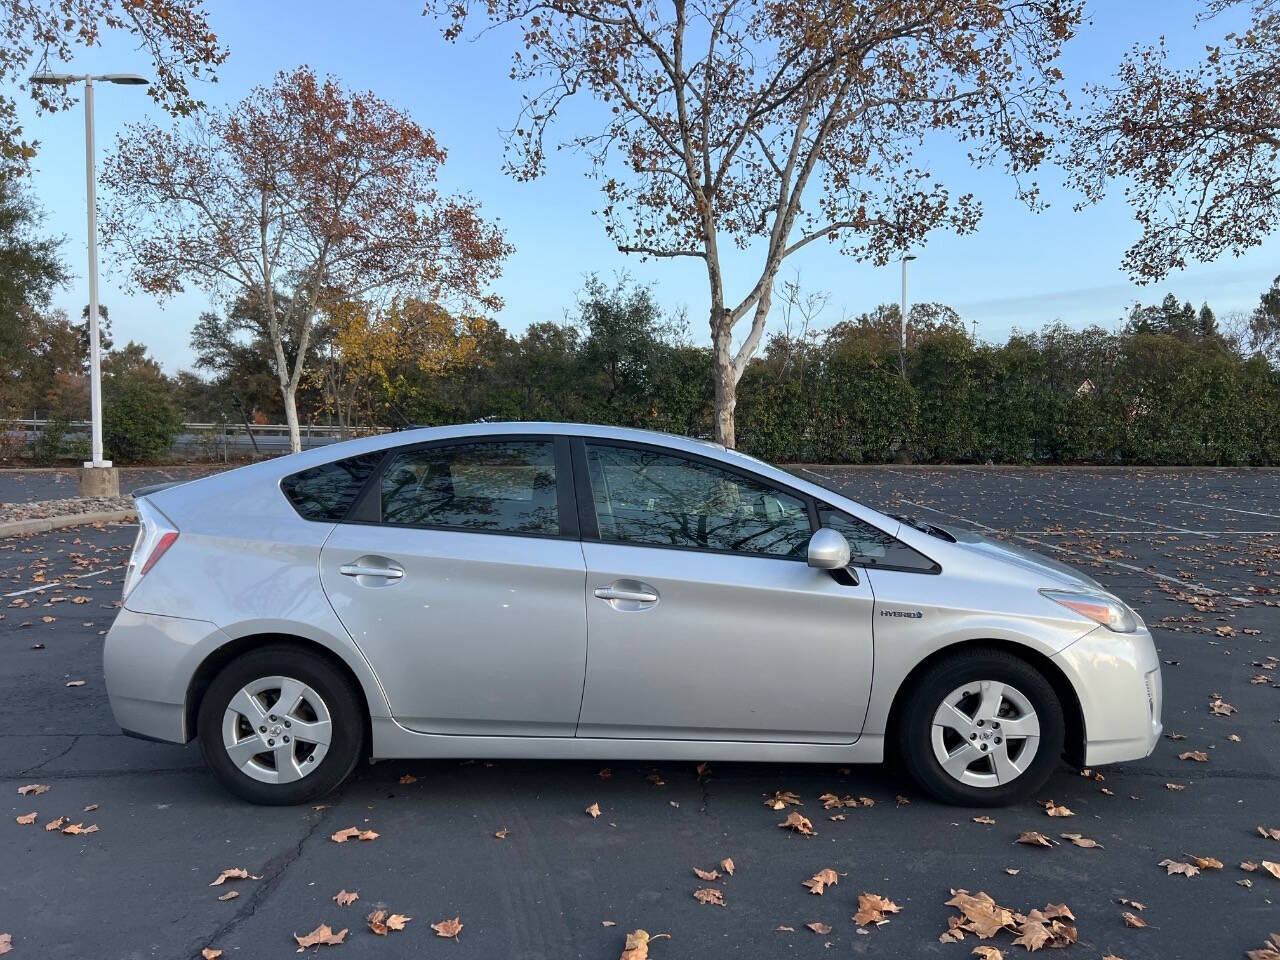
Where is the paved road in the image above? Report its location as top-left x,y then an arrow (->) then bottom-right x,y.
0,467 -> 1277,959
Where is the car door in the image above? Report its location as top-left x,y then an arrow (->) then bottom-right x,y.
573,439 -> 875,744
319,436 -> 589,737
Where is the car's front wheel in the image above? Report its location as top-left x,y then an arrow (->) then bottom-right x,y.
896,649 -> 1065,806
197,645 -> 363,805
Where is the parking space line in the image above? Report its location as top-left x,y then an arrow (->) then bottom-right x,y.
896,498 -> 1252,603
1,564 -> 122,598
1171,499 -> 1280,520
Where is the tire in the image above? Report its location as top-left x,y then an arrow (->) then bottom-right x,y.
896,648 -> 1065,807
197,644 -> 364,805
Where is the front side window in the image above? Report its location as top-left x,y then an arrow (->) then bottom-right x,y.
817,506 -> 938,572
281,452 -> 383,521
381,440 -> 560,535
585,443 -> 812,557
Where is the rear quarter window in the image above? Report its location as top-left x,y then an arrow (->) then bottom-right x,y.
281,452 -> 383,521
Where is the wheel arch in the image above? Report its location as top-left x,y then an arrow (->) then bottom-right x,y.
885,638 -> 1086,767
185,633 -> 373,755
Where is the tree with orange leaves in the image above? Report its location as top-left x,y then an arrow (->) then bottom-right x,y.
1,0 -> 228,174
101,66 -> 511,452
433,0 -> 1083,447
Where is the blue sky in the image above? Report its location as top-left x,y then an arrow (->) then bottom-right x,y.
13,0 -> 1278,372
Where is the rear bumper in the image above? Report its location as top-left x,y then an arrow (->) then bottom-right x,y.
103,608 -> 228,744
1052,624 -> 1162,767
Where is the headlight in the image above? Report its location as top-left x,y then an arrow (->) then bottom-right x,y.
1040,589 -> 1138,633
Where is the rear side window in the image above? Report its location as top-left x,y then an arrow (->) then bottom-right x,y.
817,506 -> 938,572
281,452 -> 383,522
380,440 -> 560,535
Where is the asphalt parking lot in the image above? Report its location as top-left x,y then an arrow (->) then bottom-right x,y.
1,466 -> 1276,960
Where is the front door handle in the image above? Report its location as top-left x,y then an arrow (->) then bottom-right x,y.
594,585 -> 659,603
340,563 -> 404,580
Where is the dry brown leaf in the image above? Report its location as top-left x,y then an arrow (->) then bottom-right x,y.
66,680 -> 85,687
201,950 -> 222,960
1259,826 -> 1280,841
1122,911 -> 1147,928
779,810 -> 814,835
1016,831 -> 1056,847
0,934 -> 11,956
494,827 -> 510,839
398,774 -> 417,784
1185,854 -> 1223,870
945,890 -> 1017,939
1011,918 -> 1054,951
60,822 -> 97,835
15,812 -> 36,825
1004,868 -> 1020,876
805,922 -> 832,935
1117,898 -> 1145,911
803,868 -> 840,894
333,890 -> 359,906
692,867 -> 720,882
586,802 -> 602,818
1241,861 -> 1259,872
43,816 -> 66,832
1042,800 -> 1074,817
693,887 -> 725,906
1246,933 -> 1280,960
210,867 -> 259,886
764,790 -> 802,810
1209,698 -> 1236,716
431,916 -> 463,940
1262,861 -> 1280,880
696,761 -> 710,776
1158,858 -> 1200,877
619,929 -> 669,960
1060,833 -> 1103,849
775,925 -> 795,932
1166,783 -> 1186,791
853,892 -> 900,927
330,826 -> 377,843
719,857 -> 735,876
1178,750 -> 1209,762
367,910 -> 412,935
293,924 -> 347,951
17,784 -> 49,797
972,948 -> 1004,960
973,815 -> 996,825
217,891 -> 238,902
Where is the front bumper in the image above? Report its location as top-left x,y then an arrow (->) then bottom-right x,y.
103,608 -> 228,744
1052,623 -> 1162,766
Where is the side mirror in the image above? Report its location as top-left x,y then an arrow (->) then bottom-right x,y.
807,527 -> 851,570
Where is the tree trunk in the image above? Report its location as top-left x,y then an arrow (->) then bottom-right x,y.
281,383 -> 301,453
712,316 -> 736,448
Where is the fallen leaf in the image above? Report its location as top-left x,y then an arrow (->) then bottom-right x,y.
944,889 -> 1017,939
1263,861 -> 1280,880
1004,868 -> 1020,876
431,916 -> 463,940
1246,932 -> 1280,960
1042,800 -> 1074,817
973,815 -> 996,825
693,867 -> 720,882
201,950 -> 222,960
65,680 -> 85,687
1185,854 -> 1223,870
330,826 -> 377,843
333,890 -> 359,906
719,857 -> 735,876
494,827 -> 510,839
775,925 -> 795,932
853,892 -> 900,927
779,811 -> 814,835
367,910 -> 411,935
1178,751 -> 1209,762
805,922 -> 832,935
1122,911 -> 1147,928
1060,833 -> 1104,848
43,816 -> 66,832
82,803 -> 98,812
602,920 -> 616,927
217,891 -> 238,902
210,868 -> 260,886
972,948 -> 1004,960
586,802 -> 601,818
696,761 -> 710,776
0,935 -> 11,956
61,822 -> 97,835
1158,858 -> 1200,877
1209,698 -> 1236,716
15,812 -> 36,825
1259,826 -> 1280,841
620,929 -> 669,960
1166,783 -> 1186,791
293,924 -> 347,951
1016,831 -> 1056,847
1117,898 -> 1145,910
399,774 -> 417,785
803,868 -> 840,894
17,784 -> 49,797
693,887 -> 725,906
764,790 -> 802,810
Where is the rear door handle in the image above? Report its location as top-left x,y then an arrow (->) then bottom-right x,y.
594,586 -> 659,603
340,563 -> 404,579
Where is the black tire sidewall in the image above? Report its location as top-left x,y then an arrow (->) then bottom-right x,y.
898,650 -> 1065,807
197,645 -> 363,805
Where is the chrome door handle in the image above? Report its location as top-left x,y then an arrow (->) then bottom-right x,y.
594,586 -> 658,603
340,564 -> 404,579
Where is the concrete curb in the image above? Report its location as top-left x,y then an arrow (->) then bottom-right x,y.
0,509 -> 137,538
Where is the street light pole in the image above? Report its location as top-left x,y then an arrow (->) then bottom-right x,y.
30,71 -> 148,497
899,254 -> 917,380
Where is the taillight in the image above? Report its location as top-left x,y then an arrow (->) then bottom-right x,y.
123,499 -> 179,601
140,531 -> 178,576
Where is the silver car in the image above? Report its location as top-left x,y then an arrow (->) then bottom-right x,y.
105,422 -> 1162,806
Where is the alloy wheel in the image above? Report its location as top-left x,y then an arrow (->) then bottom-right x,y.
929,680 -> 1041,788
221,675 -> 333,784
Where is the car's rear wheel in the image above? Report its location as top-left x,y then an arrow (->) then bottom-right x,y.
896,649 -> 1065,807
197,645 -> 363,805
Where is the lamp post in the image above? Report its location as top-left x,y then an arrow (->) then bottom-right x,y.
29,71 -> 148,497
899,254 -> 917,380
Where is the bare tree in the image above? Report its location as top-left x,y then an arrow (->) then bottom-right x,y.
433,0 -> 1082,445
102,66 -> 511,451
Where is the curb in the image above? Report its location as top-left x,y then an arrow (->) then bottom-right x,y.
0,509 -> 137,538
